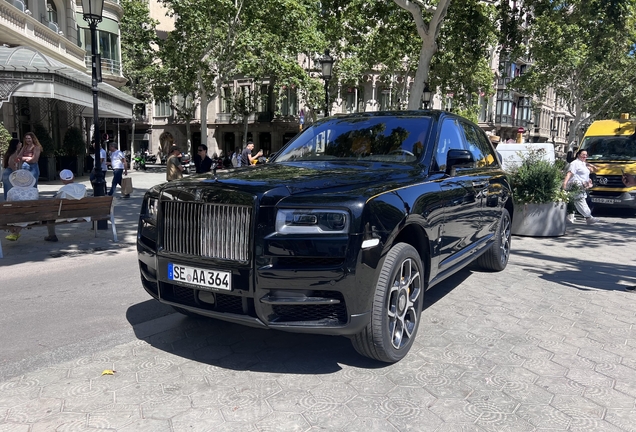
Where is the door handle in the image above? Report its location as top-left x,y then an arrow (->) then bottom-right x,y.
472,181 -> 488,188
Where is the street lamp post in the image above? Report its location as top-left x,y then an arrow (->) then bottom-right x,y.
422,82 -> 432,109
82,0 -> 105,198
320,50 -> 334,117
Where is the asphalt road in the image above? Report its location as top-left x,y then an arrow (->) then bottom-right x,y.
0,248 -> 175,380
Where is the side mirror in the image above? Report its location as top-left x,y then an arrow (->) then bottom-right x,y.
446,149 -> 474,175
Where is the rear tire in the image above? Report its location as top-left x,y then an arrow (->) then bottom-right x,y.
351,243 -> 424,363
476,208 -> 511,272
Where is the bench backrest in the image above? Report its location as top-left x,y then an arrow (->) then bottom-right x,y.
0,196 -> 114,226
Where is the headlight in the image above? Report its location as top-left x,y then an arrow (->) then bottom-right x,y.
275,209 -> 349,234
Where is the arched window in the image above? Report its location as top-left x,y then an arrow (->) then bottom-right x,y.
47,0 -> 57,24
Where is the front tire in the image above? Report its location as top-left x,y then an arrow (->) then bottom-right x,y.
476,208 -> 511,272
352,243 -> 424,363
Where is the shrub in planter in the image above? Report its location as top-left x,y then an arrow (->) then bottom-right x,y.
57,127 -> 86,175
0,122 -> 11,157
63,127 -> 86,157
509,149 -> 577,236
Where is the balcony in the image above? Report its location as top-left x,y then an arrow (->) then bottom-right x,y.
215,112 -> 257,124
84,55 -> 122,77
0,0 -> 86,68
494,115 -> 533,129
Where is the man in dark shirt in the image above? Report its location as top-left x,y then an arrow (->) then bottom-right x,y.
194,144 -> 213,173
240,141 -> 262,167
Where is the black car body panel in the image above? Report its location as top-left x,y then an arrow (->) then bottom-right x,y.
137,111 -> 513,339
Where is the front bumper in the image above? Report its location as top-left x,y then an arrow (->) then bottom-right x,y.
137,237 -> 374,336
588,189 -> 636,209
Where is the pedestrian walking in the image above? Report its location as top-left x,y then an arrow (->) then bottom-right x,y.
17,132 -> 42,188
240,141 -> 262,167
563,149 -> 598,225
2,138 -> 22,200
232,148 -> 240,167
166,145 -> 184,181
108,142 -> 129,197
194,144 -> 213,173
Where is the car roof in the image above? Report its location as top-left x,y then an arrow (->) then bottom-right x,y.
584,119 -> 636,137
328,110 -> 453,122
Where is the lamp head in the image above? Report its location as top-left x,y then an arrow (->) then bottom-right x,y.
320,50 -> 334,81
82,0 -> 104,25
422,82 -> 432,104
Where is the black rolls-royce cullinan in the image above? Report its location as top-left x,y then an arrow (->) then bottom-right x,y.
137,110 -> 513,363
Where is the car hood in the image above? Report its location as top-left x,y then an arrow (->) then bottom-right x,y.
171,162 -> 421,195
592,161 -> 636,175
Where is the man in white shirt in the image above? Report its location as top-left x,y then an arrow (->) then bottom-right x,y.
108,142 -> 129,197
45,169 -> 88,242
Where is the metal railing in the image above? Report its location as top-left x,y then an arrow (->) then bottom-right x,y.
84,56 -> 122,76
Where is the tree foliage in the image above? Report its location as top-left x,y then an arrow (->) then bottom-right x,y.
154,0 -> 324,149
120,0 -> 158,104
320,0 -> 498,112
509,0 -> 636,146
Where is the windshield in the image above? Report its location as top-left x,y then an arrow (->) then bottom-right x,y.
581,136 -> 636,161
274,116 -> 431,164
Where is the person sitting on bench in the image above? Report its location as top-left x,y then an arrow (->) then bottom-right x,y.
45,169 -> 87,242
5,169 -> 39,241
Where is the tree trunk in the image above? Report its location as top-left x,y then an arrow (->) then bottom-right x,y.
408,40 -> 436,109
243,114 -> 249,146
185,119 -> 192,154
131,115 -> 136,152
394,0 -> 451,110
199,72 -> 208,148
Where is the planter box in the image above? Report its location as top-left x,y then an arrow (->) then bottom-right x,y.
56,156 -> 84,176
38,156 -> 57,181
511,202 -> 567,237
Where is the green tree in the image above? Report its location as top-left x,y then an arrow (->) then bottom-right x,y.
120,0 -> 158,104
121,0 -> 159,152
508,0 -> 636,148
320,0 -> 498,112
156,0 -> 323,150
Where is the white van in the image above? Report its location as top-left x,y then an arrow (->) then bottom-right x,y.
496,143 -> 556,171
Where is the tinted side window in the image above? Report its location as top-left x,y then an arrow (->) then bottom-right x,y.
460,122 -> 498,168
434,119 -> 466,172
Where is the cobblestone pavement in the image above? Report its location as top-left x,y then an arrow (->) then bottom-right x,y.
1,180 -> 636,431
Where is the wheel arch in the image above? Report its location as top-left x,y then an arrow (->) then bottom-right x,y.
391,223 -> 431,287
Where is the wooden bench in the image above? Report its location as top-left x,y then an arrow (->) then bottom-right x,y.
0,196 -> 117,258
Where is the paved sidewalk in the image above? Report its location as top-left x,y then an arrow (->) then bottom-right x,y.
0,169 -> 168,264
1,182 -> 636,430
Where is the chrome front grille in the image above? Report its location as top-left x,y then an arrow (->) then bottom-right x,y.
162,201 -> 253,262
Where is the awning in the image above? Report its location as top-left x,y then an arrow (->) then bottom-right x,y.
0,46 -> 141,118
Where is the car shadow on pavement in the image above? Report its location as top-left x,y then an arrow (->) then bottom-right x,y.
511,209 -> 636,291
126,268 -> 475,373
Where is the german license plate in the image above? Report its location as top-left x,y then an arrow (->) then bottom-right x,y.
168,263 -> 231,291
591,198 -> 619,204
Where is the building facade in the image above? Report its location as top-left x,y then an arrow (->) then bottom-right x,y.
0,0 -> 139,179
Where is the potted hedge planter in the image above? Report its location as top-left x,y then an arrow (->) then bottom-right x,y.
57,127 -> 86,176
509,149 -> 574,237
